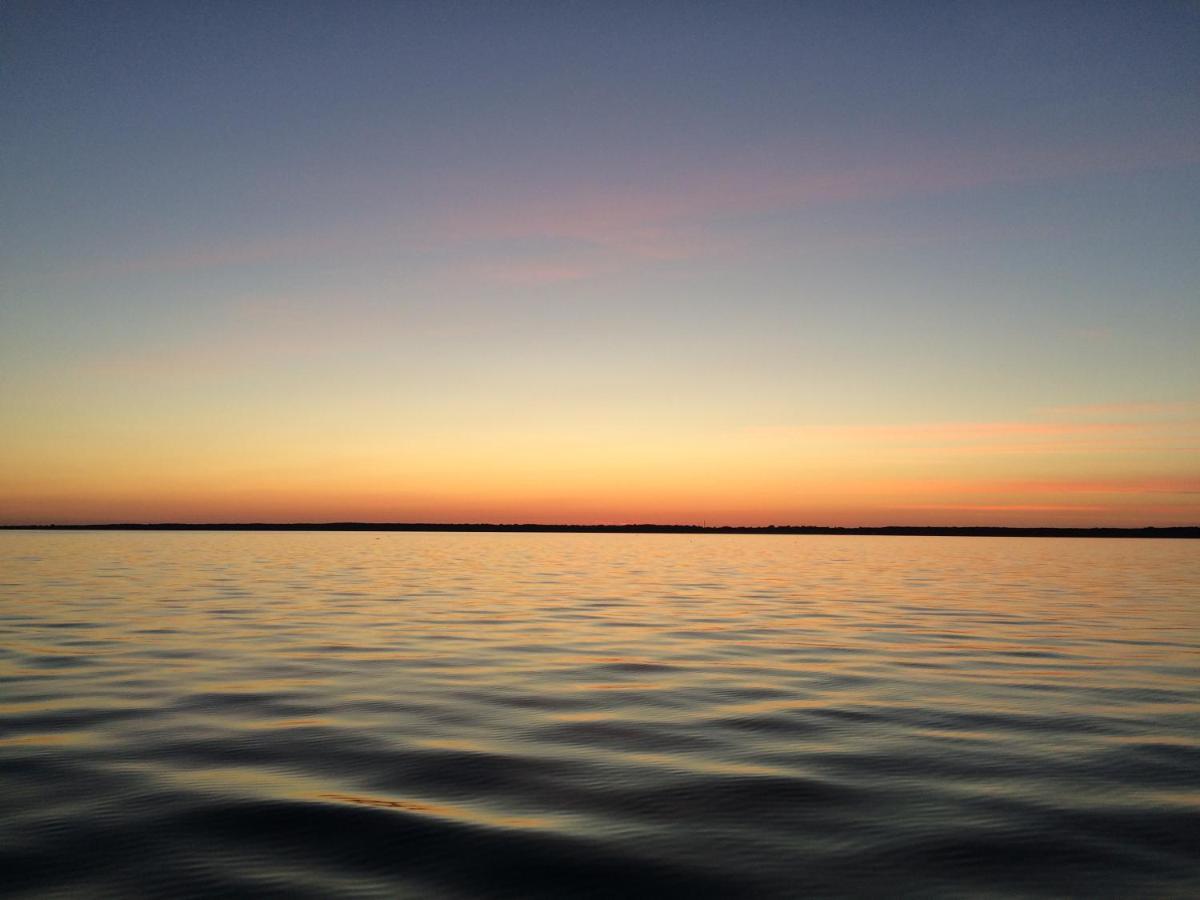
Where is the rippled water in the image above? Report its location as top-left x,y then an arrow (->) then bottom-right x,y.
1,532 -> 1198,898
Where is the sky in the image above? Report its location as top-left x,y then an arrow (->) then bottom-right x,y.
2,1 -> 1198,526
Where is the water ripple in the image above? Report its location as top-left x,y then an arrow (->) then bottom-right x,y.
1,531 -> 1197,897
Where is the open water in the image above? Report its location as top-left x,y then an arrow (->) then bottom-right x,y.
1,531 -> 1197,897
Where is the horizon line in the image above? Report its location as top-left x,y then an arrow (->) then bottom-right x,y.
2,522 -> 1197,538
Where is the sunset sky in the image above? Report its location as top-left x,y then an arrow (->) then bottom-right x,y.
2,2 -> 1198,526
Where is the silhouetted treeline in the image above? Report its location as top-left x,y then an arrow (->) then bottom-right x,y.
3,523 -> 1196,538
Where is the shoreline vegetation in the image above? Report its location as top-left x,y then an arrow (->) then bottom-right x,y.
2,523 -> 1197,538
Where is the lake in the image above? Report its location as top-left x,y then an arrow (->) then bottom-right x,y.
1,531 -> 1197,897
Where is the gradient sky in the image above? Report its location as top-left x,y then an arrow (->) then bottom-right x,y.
2,1 -> 1198,526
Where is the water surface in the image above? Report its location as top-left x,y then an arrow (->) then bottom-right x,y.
1,532 -> 1197,897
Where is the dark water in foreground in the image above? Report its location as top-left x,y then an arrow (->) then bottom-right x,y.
1,533 -> 1197,898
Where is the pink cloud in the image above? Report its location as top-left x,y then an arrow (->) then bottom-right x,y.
896,504 -> 1111,512
428,130 -> 1200,251
468,260 -> 601,286
62,230 -> 367,281
750,420 -> 1143,443
65,130 -> 1198,285
878,477 -> 1200,496
1040,401 -> 1199,418
745,413 -> 1200,461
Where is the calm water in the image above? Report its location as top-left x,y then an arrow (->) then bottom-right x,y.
1,532 -> 1197,898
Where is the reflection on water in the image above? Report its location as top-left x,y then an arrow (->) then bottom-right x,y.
1,531 -> 1197,897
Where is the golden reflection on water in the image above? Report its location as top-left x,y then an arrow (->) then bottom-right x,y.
320,793 -> 552,830
3,532 -> 1195,710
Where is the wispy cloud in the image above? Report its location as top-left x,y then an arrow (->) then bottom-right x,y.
749,420 -> 1144,443
896,504 -> 1111,512
881,477 -> 1200,497
82,289 -> 408,377
468,260 -> 601,286
746,409 -> 1200,462
61,131 -> 1200,284
1040,401 -> 1199,418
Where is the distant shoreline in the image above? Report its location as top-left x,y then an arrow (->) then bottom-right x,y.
2,523 -> 1197,538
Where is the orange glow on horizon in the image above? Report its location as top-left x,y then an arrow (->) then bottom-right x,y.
3,403 -> 1198,527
